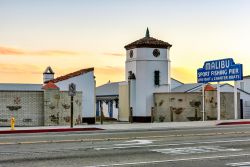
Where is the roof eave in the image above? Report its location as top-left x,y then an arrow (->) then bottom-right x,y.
124,44 -> 172,50
47,67 -> 94,83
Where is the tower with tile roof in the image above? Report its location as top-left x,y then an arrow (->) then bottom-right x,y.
124,28 -> 172,122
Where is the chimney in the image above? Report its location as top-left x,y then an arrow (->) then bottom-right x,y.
43,66 -> 55,83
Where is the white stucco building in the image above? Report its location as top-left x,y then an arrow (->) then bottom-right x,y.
44,67 -> 96,124
123,28 -> 172,122
96,81 -> 119,120
97,28 -> 250,121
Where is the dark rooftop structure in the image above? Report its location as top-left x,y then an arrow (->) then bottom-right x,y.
124,28 -> 172,50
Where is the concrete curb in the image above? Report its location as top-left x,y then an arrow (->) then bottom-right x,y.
0,127 -> 104,134
217,121 -> 250,126
1,119 -> 250,134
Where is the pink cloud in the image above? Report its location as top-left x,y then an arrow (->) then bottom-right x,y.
0,46 -> 24,55
0,63 -> 41,74
0,46 -> 79,56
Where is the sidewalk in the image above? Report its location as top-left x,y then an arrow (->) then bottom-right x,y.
0,119 -> 250,134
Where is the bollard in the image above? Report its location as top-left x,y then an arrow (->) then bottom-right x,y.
11,116 -> 15,130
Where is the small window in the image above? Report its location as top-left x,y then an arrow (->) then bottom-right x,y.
154,70 -> 160,86
129,50 -> 133,58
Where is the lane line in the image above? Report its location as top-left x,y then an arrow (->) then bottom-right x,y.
94,138 -> 250,150
1,136 -> 250,148
115,140 -> 154,146
84,153 -> 250,167
152,146 -> 242,155
226,161 -> 250,166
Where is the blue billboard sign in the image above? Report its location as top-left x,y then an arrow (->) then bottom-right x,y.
197,58 -> 243,83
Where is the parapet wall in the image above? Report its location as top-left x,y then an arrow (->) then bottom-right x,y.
44,89 -> 82,126
153,91 -> 239,122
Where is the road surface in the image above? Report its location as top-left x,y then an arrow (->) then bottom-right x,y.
0,125 -> 250,167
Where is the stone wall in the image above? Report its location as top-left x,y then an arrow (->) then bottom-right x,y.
0,91 -> 44,126
0,90 -> 82,127
153,91 -> 239,122
44,89 -> 82,126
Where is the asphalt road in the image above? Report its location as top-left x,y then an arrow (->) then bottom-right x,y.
0,125 -> 250,167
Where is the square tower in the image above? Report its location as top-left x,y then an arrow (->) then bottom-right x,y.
124,28 -> 172,122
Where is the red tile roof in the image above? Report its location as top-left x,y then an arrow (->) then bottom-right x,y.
205,85 -> 216,91
124,37 -> 172,50
42,82 -> 59,90
46,67 -> 94,83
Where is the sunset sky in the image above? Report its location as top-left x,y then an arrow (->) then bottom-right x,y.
1,0 -> 250,86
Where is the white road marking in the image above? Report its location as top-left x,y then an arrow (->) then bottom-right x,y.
115,140 -> 154,146
84,153 -> 250,167
152,146 -> 242,155
94,138 -> 250,150
226,162 -> 250,166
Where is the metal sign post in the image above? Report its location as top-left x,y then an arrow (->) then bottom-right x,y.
202,84 -> 205,121
70,96 -> 74,128
234,81 -> 238,119
68,83 -> 76,128
217,82 -> 221,121
197,58 -> 243,121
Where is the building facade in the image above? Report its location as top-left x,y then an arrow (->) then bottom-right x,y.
45,67 -> 96,124
0,67 -> 95,126
124,28 -> 172,122
96,81 -> 119,120
0,83 -> 82,127
102,29 -> 250,122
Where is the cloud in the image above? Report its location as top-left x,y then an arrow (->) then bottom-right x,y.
0,46 -> 79,56
0,63 -> 42,74
0,63 -> 43,83
31,50 -> 79,56
102,52 -> 124,57
0,46 -> 24,55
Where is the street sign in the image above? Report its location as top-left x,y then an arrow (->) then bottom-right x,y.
197,58 -> 243,83
68,83 -> 76,96
197,58 -> 243,121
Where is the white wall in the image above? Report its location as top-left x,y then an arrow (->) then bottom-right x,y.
55,71 -> 95,118
237,78 -> 250,118
125,47 -> 170,117
239,78 -> 250,93
129,79 -> 136,114
220,84 -> 250,119
102,102 -> 118,119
